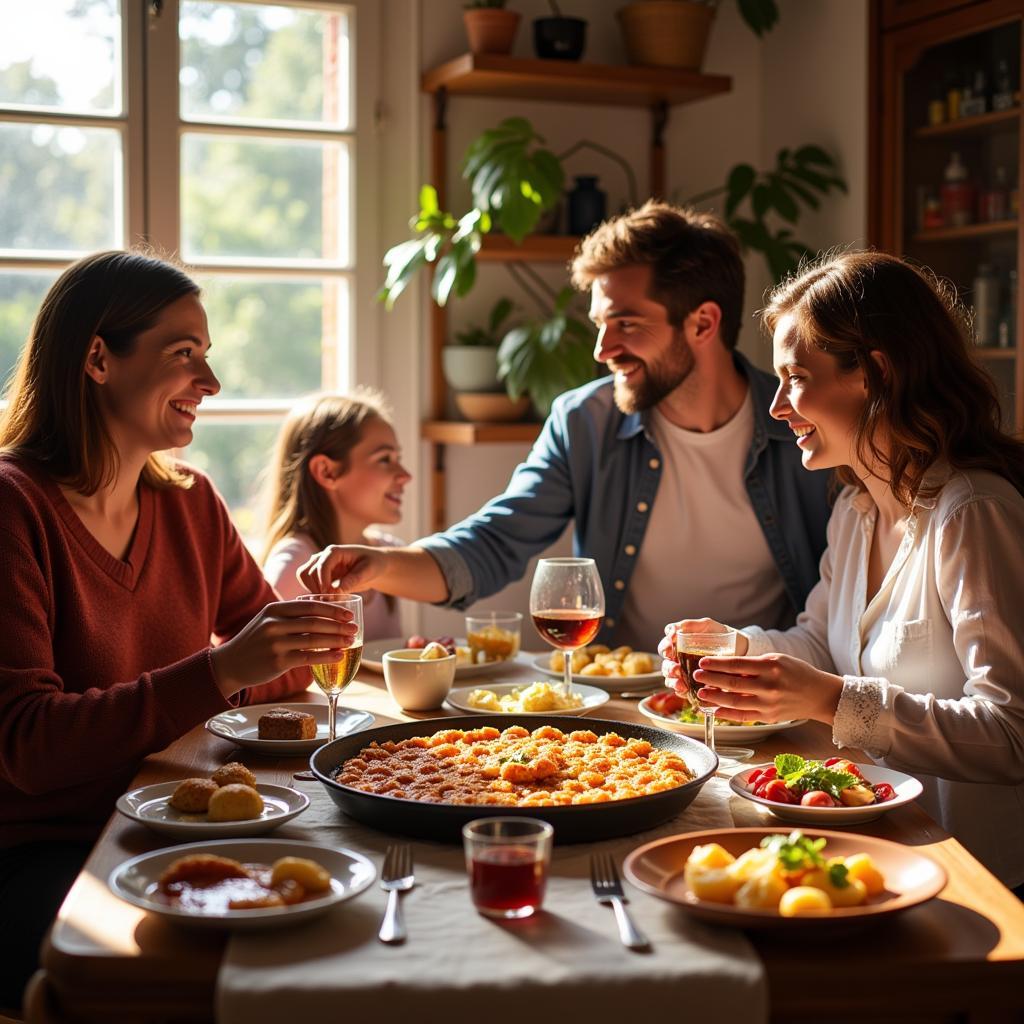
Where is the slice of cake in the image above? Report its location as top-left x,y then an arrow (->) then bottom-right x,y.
257,707 -> 317,740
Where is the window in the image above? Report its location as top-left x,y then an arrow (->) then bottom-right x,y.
0,0 -> 367,541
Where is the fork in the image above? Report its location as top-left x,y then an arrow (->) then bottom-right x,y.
378,844 -> 414,944
590,852 -> 650,951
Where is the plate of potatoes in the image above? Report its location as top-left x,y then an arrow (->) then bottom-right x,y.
531,644 -> 661,691
117,762 -> 309,838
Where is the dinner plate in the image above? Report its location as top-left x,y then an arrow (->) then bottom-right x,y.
362,637 -> 514,678
108,838 -> 375,930
729,762 -> 923,825
445,682 -> 610,717
637,697 -> 808,743
311,714 -> 718,844
115,781 -> 310,839
205,703 -> 375,755
623,827 -> 947,931
530,652 -> 662,692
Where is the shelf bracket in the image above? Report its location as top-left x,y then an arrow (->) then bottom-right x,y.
650,101 -> 669,199
651,101 -> 669,149
433,87 -> 448,133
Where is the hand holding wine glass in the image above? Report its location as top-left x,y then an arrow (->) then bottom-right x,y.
297,593 -> 363,742
529,558 -> 605,695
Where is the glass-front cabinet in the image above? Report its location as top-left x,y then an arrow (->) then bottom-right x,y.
873,0 -> 1022,427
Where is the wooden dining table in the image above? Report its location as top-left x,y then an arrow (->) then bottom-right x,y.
26,655 -> 1024,1024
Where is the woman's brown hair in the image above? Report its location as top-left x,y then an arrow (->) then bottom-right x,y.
0,249 -> 199,493
259,390 -> 393,563
762,250 -> 1024,504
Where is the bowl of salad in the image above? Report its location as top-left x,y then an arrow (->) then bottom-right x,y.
730,754 -> 923,825
639,691 -> 807,744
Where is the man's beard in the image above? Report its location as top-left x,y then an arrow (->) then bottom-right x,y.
612,334 -> 694,414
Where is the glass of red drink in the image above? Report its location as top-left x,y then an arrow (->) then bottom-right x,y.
463,817 -> 554,919
529,557 -> 605,696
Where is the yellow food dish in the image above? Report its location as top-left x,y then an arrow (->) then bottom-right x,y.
466,681 -> 584,713
548,644 -> 655,677
684,832 -> 885,914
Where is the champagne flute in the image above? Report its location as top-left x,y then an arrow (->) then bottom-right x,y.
297,593 -> 363,742
529,558 -> 605,695
675,628 -> 749,767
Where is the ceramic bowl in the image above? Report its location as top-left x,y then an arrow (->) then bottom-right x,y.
382,648 -> 457,711
453,392 -> 531,422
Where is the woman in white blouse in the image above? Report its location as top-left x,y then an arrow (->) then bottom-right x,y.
660,250 -> 1024,891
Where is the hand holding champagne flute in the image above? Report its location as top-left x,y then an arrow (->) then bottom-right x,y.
529,558 -> 605,695
297,593 -> 363,741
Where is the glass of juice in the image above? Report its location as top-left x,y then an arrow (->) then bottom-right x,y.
463,817 -> 553,919
297,592 -> 363,742
529,557 -> 605,696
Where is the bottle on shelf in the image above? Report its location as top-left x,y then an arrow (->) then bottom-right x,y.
992,59 -> 1015,112
927,88 -> 945,127
940,151 -> 973,228
997,269 -> 1018,350
979,166 -> 1009,223
945,68 -> 962,120
567,176 -> 607,236
971,263 -> 999,347
960,68 -> 988,117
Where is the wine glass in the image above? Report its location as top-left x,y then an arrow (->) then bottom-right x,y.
297,592 -> 363,742
675,628 -> 749,767
529,557 -> 605,695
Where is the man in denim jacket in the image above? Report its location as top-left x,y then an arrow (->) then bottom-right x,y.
302,203 -> 831,648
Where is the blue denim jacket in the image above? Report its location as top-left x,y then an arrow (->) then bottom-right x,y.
419,353 -> 832,643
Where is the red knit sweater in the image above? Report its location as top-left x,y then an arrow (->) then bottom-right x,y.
0,458 -> 309,845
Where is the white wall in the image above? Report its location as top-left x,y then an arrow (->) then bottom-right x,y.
376,0 -> 869,639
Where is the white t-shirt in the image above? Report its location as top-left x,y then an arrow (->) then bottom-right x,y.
618,392 -> 789,651
262,530 -> 402,642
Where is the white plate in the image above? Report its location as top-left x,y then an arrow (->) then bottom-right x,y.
361,637 -> 515,678
108,838 -> 375,930
729,762 -> 923,825
205,703 -> 374,755
637,697 -> 808,743
445,682 -> 610,717
530,652 -> 662,692
116,782 -> 309,839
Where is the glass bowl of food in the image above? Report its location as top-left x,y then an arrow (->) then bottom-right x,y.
464,611 -> 523,666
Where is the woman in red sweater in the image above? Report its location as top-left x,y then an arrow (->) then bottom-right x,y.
0,250 -> 356,1009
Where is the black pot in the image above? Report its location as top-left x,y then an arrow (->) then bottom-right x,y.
533,16 -> 586,61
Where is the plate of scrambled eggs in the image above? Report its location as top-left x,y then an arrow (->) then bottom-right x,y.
447,681 -> 609,716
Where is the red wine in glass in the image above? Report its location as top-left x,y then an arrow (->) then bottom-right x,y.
531,609 -> 602,650
470,846 -> 546,916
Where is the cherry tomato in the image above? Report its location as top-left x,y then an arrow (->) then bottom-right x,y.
824,756 -> 842,767
648,691 -> 685,715
762,779 -> 797,804
758,766 -> 778,783
872,782 -> 896,803
831,758 -> 865,780
747,769 -> 766,789
800,790 -> 838,807
754,781 -> 774,800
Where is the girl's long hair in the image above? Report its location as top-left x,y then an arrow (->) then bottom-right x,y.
259,389 -> 393,563
762,250 -> 1024,504
0,250 -> 198,492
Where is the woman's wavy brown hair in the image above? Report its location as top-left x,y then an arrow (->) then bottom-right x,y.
762,250 -> 1024,505
259,389 -> 393,563
0,249 -> 199,493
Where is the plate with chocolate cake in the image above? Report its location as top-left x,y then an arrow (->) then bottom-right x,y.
205,703 -> 375,755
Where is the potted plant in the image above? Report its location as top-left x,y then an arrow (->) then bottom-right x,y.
534,1 -> 587,61
464,0 -> 521,56
443,297 -> 515,393
618,0 -> 779,71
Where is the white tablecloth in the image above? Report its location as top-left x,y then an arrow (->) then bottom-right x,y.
216,775 -> 767,1024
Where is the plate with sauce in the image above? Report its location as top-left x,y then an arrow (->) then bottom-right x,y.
108,838 -> 376,929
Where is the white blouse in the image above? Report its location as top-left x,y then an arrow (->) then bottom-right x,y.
742,467 -> 1024,888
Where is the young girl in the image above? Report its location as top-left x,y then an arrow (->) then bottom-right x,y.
660,250 -> 1024,892
261,391 -> 411,640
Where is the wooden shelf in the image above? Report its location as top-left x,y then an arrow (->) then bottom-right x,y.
912,220 -> 1018,242
916,107 -> 1019,140
477,234 -> 579,263
421,420 -> 542,445
422,53 -> 731,108
975,347 -> 1016,359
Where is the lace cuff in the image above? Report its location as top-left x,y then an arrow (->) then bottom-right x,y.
833,676 -> 891,755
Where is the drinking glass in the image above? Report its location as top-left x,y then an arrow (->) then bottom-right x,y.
675,628 -> 743,764
297,593 -> 363,742
463,817 -> 553,919
529,557 -> 605,695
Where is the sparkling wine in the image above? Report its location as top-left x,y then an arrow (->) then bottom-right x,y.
531,610 -> 602,650
470,846 -> 546,914
311,644 -> 362,695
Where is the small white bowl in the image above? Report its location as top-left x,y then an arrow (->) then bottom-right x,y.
383,648 -> 457,711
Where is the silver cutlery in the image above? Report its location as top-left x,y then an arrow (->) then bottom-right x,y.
590,852 -> 650,951
378,843 -> 414,944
